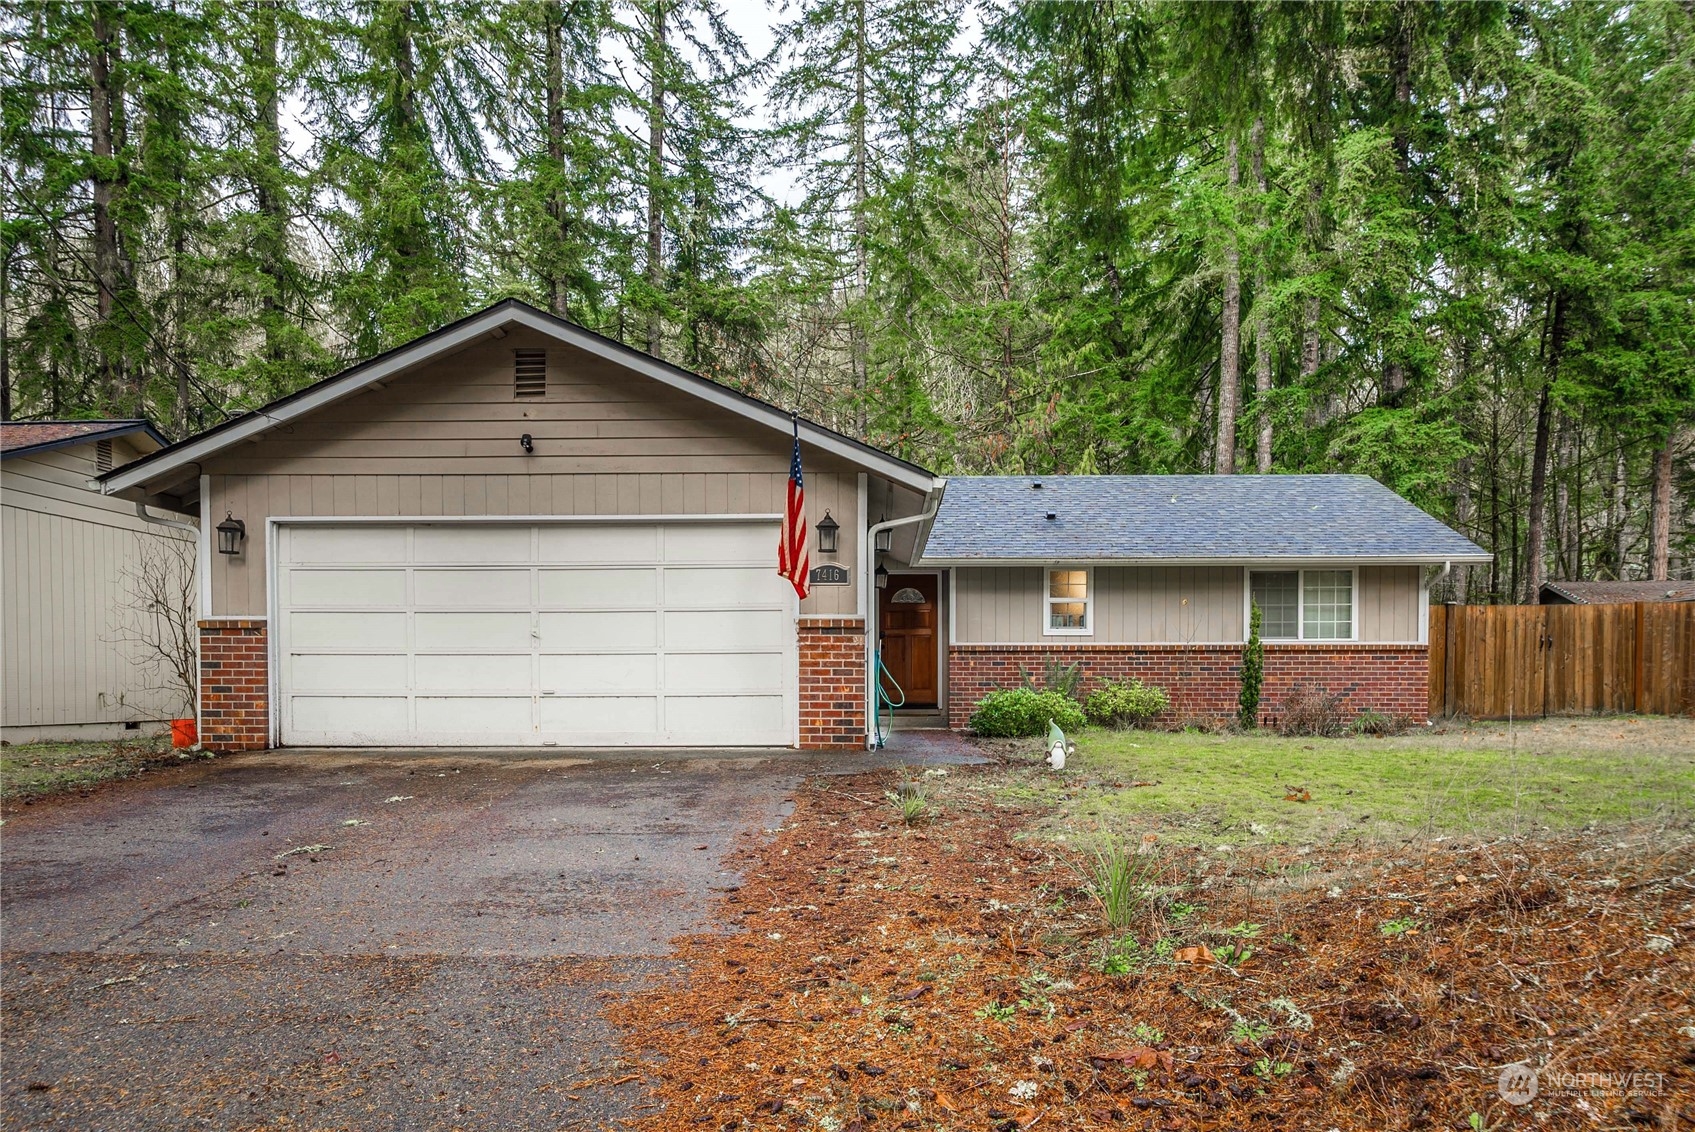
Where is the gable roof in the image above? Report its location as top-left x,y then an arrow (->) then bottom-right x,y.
919,474 -> 1492,565
98,299 -> 937,497
1540,580 -> 1695,604
1,419 -> 169,461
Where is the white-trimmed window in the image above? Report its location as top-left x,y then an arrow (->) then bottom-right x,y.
1045,568 -> 1092,635
1247,569 -> 1354,641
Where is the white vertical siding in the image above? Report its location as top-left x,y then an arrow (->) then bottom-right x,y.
2,447 -> 196,731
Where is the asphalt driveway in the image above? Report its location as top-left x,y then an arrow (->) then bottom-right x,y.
1,736 -> 981,1130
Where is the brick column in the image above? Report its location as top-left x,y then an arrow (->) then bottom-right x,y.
198,619 -> 270,752
798,617 -> 866,750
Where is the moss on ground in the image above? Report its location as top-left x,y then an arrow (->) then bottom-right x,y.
0,736 -> 196,804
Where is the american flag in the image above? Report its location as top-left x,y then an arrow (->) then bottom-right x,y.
778,427 -> 811,600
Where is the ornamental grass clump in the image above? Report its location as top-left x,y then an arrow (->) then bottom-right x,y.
1082,839 -> 1158,931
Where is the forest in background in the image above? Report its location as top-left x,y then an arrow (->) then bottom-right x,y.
3,0 -> 1692,601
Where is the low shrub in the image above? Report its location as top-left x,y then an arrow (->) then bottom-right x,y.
1275,684 -> 1347,737
1083,679 -> 1170,728
1350,710 -> 1411,737
969,687 -> 1086,737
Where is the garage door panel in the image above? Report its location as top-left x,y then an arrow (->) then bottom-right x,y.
539,568 -> 656,608
665,608 -> 788,650
664,651 -> 786,694
290,696 -> 410,733
664,524 -> 766,562
415,653 -> 531,692
415,697 -> 533,732
414,568 -> 531,608
535,696 -> 659,733
280,521 -> 795,748
291,611 -> 408,649
290,653 -> 409,693
539,653 -> 658,694
539,524 -> 657,563
537,610 -> 657,649
664,566 -> 780,606
413,525 -> 531,562
415,612 -> 531,649
665,694 -> 788,738
287,569 -> 407,606
289,526 -> 407,563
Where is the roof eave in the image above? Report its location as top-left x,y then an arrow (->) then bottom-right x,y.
99,301 -> 938,497
1,419 -> 169,463
916,553 -> 1496,567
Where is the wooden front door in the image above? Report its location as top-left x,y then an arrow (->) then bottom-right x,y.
879,574 -> 939,708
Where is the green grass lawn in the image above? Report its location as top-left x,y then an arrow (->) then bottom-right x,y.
1029,716 -> 1695,846
0,736 -> 193,804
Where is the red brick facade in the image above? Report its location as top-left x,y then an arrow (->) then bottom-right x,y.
198,620 -> 270,752
947,643 -> 1428,730
798,617 -> 867,749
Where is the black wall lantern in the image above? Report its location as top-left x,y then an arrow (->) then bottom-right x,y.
874,514 -> 893,553
875,563 -> 890,589
815,510 -> 839,555
216,512 -> 247,556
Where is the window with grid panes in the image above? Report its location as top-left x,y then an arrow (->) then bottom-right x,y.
1046,569 -> 1089,632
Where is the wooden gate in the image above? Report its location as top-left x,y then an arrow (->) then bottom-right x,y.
1429,601 -> 1694,719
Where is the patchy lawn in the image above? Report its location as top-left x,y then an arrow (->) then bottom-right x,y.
1040,715 -> 1695,845
0,736 -> 204,807
609,720 -> 1695,1131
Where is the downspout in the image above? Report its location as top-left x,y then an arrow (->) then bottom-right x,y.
134,501 -> 197,535
864,480 -> 946,749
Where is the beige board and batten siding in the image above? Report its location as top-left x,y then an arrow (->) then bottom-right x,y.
2,439 -> 195,734
952,564 -> 1424,644
204,329 -> 863,618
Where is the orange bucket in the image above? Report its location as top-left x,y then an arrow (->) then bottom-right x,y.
171,718 -> 198,749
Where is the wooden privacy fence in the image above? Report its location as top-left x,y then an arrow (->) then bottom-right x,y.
1428,601 -> 1695,719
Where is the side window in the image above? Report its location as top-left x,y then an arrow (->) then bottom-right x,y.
1046,569 -> 1090,633
1249,571 -> 1299,639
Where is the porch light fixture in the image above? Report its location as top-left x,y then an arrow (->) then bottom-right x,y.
520,433 -> 534,454
874,515 -> 893,553
216,512 -> 246,556
875,563 -> 890,589
815,511 -> 839,555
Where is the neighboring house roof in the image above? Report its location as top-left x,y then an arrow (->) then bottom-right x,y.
1540,580 -> 1695,604
919,474 -> 1492,565
99,299 -> 938,498
0,419 -> 169,461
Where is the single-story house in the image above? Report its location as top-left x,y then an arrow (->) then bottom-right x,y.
1539,580 -> 1695,605
97,299 -> 1489,751
2,419 -> 193,742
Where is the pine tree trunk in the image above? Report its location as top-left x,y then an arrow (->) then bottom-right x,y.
1453,456 -> 1473,601
645,1 -> 665,357
1613,446 -> 1629,579
1215,135 -> 1240,475
1524,293 -> 1565,603
545,3 -> 570,319
89,1 -> 127,414
1251,116 -> 1271,474
250,0 -> 287,378
1649,433 -> 1673,581
850,0 -> 869,439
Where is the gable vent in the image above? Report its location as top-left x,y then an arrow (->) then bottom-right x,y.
95,439 -> 113,472
514,349 -> 547,398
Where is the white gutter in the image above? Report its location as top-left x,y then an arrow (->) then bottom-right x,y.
864,479 -> 947,748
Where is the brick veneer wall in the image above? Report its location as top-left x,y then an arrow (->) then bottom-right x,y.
799,617 -> 867,749
948,643 -> 1428,730
199,619 -> 270,752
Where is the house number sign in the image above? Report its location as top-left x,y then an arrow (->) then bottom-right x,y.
809,564 -> 850,586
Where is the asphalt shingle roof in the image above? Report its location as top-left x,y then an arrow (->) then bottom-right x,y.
1540,580 -> 1695,604
921,475 -> 1490,563
0,419 -> 165,457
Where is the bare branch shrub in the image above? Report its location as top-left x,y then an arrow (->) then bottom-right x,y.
110,536 -> 197,719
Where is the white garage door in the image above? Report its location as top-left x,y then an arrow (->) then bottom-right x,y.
275,521 -> 797,747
